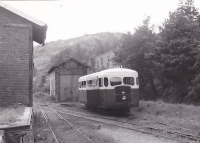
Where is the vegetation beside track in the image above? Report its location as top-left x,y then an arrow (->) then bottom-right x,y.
132,100 -> 200,131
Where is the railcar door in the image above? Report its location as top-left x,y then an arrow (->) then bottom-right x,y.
98,77 -> 106,108
86,76 -> 99,107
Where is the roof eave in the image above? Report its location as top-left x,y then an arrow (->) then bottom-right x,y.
0,2 -> 48,45
48,57 -> 90,74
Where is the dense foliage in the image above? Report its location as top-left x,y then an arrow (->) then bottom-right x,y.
113,0 -> 200,104
113,17 -> 157,100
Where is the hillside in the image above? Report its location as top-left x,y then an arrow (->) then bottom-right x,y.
33,32 -> 123,92
34,32 -> 122,75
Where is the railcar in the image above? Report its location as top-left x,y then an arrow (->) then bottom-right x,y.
78,68 -> 139,111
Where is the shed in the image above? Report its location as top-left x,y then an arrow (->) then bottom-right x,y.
48,57 -> 89,102
0,2 -> 47,106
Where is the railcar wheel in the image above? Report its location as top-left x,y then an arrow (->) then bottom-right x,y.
85,104 -> 91,108
98,108 -> 105,114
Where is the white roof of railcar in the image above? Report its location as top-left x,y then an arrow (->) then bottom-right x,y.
100,68 -> 137,74
79,68 -> 138,82
79,72 -> 99,82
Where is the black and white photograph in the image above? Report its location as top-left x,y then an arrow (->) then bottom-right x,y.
0,0 -> 200,142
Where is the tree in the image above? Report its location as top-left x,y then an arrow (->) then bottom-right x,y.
113,16 -> 157,100
50,46 -> 73,66
146,0 -> 200,103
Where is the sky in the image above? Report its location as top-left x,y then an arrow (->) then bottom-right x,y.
3,0 -> 200,44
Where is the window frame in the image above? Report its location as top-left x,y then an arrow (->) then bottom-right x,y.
104,77 -> 108,87
123,77 -> 135,86
110,77 -> 122,86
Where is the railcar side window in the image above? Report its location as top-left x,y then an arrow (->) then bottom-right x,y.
123,77 -> 134,85
99,78 -> 101,87
87,79 -> 97,87
104,77 -> 108,87
110,77 -> 122,86
84,81 -> 86,87
87,80 -> 91,87
99,78 -> 103,87
136,77 -> 139,85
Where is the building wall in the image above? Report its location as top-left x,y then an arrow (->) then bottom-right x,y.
50,59 -> 87,102
95,51 -> 116,72
0,7 -> 33,106
49,70 -> 56,99
0,7 -> 28,26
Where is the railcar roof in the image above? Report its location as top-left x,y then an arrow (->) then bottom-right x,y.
78,68 -> 138,81
100,68 -> 137,73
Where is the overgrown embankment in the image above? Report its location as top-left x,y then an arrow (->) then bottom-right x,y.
133,100 -> 200,131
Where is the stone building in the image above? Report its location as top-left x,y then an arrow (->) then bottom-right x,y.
94,50 -> 116,72
0,2 -> 47,106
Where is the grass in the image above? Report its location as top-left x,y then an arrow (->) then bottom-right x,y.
0,105 -> 25,126
34,92 -> 54,102
132,100 -> 200,131
79,125 -> 115,143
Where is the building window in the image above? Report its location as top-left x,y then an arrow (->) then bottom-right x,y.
96,61 -> 99,69
107,63 -> 109,68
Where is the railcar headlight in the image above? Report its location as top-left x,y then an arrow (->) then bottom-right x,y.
122,96 -> 126,100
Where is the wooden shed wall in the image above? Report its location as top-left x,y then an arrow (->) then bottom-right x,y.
51,59 -> 87,102
49,70 -> 56,99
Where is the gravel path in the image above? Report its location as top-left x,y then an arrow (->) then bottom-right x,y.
98,127 -> 177,143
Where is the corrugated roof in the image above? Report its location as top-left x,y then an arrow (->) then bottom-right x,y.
0,2 -> 47,44
48,57 -> 90,74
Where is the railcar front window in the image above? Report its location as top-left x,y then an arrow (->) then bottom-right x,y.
110,77 -> 122,86
123,77 -> 134,85
136,77 -> 139,85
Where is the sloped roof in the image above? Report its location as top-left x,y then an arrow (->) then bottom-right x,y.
0,2 -> 47,44
48,57 -> 90,74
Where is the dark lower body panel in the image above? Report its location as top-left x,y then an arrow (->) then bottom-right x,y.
99,88 -> 139,110
79,88 -> 139,110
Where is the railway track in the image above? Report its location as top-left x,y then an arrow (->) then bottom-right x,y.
38,103 -> 60,143
38,103 -> 93,143
50,103 -> 200,143
61,103 -> 200,140
38,101 -> 200,143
